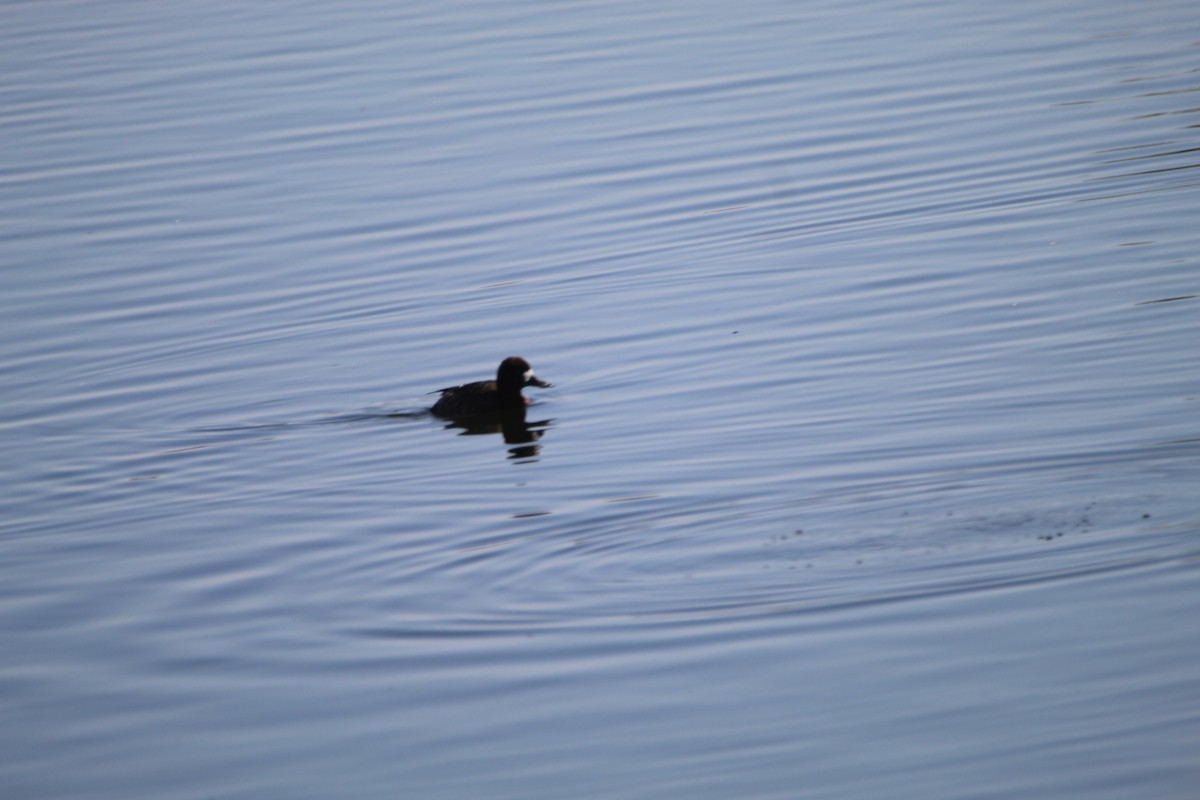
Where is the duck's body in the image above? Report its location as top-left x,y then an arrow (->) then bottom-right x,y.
430,356 -> 551,418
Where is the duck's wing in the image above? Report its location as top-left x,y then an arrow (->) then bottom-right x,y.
427,379 -> 493,396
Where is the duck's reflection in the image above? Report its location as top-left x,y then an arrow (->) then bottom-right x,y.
439,406 -> 553,460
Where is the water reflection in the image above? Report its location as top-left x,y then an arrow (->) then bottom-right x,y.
439,407 -> 554,460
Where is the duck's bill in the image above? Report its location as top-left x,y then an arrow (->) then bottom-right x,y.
526,375 -> 553,388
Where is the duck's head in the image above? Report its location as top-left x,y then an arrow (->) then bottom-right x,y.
498,356 -> 552,390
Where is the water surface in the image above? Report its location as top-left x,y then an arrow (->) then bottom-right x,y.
2,1 -> 1199,797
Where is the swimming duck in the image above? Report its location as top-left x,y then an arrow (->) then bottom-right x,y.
430,356 -> 552,417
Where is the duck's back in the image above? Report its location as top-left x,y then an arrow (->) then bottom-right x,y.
431,379 -> 509,417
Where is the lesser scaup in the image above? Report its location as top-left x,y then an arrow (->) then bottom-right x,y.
430,356 -> 552,417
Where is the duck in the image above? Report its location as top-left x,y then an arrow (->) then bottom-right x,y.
430,356 -> 552,417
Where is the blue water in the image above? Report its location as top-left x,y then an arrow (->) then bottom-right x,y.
3,1 -> 1199,797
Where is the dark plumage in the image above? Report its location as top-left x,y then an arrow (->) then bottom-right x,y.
430,356 -> 552,417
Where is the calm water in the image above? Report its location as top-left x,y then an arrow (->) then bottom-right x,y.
3,0 -> 1199,797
